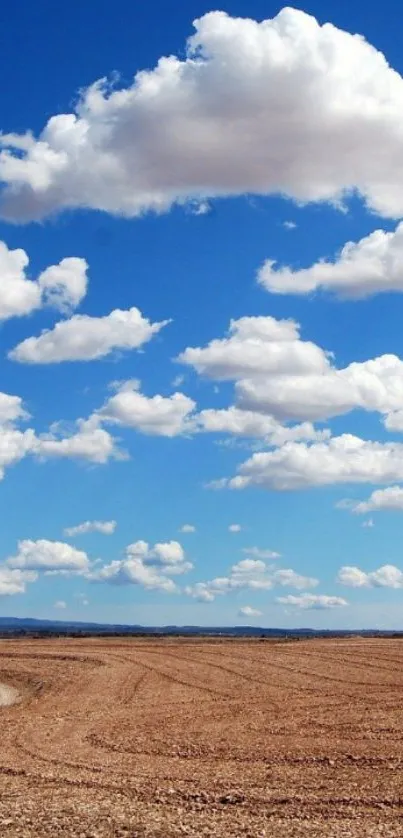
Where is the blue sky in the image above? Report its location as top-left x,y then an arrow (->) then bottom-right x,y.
2,1 -> 403,627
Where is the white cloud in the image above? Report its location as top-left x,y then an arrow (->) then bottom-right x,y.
238,606 -> 262,618
97,380 -> 196,437
0,567 -> 37,596
346,485 -> 403,514
0,425 -> 36,480
75,592 -> 89,606
272,568 -> 318,590
189,201 -> 212,216
185,558 -> 317,602
0,241 -> 87,320
178,315 -> 329,381
242,547 -> 281,560
277,594 -> 348,610
237,354 -> 403,423
228,524 -> 242,533
64,520 -> 117,537
179,524 -> 196,533
0,392 -> 29,424
220,434 -> 403,491
0,392 -> 121,482
197,406 -> 328,444
362,518 -> 375,528
180,315 -> 403,426
283,221 -> 297,231
3,10 -> 403,219
35,417 -> 121,464
54,600 -> 67,609
259,223 -> 403,299
93,540 -> 192,593
9,307 -> 168,364
7,539 -> 90,574
338,564 -> 403,589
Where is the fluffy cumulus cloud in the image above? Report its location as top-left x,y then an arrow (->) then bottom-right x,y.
0,241 -> 87,320
344,485 -> 403,514
179,316 -> 329,382
0,389 -> 122,482
258,223 -> 403,299
97,380 -> 196,437
277,594 -> 348,610
93,540 -> 192,593
0,567 -> 37,595
197,406 -> 328,444
179,315 -> 403,426
34,417 -> 121,464
9,307 -> 167,364
220,434 -> 403,491
238,606 -> 262,618
6,539 -> 90,574
4,10 -> 403,219
338,564 -> 403,588
185,558 -> 317,602
64,520 -> 117,537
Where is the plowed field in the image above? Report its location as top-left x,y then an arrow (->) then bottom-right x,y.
0,637 -> 402,836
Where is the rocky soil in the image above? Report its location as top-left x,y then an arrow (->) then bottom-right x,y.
0,636 -> 403,836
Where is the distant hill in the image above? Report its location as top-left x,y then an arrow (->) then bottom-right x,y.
0,616 -> 401,638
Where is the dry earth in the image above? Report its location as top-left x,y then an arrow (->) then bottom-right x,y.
0,637 -> 403,837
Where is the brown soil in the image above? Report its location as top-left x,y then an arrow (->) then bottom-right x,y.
0,636 -> 403,836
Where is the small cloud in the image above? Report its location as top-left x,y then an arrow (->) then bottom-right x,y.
243,547 -> 281,560
238,606 -> 262,618
179,524 -> 196,533
283,220 -> 297,230
228,524 -> 242,533
75,592 -> 89,606
64,520 -> 117,537
172,374 -> 185,388
54,600 -> 67,610
189,200 -> 212,216
277,594 -> 348,610
362,518 -> 374,528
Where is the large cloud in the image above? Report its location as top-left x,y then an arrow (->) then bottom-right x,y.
178,316 -> 329,381
218,434 -> 403,491
2,10 -> 403,220
180,315 -> 403,424
258,223 -> 403,299
0,241 -> 87,319
9,307 -> 168,363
